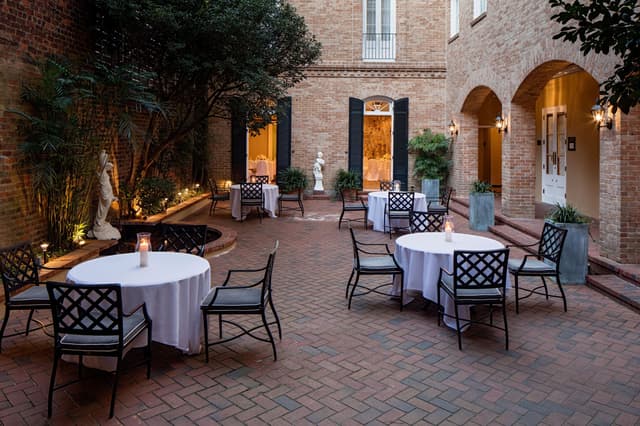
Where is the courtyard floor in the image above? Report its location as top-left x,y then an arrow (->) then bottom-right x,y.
1,198 -> 639,425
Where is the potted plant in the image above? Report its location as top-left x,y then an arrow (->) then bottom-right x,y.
277,167 -> 308,193
546,203 -> 590,284
334,169 -> 362,199
408,128 -> 451,203
469,180 -> 494,231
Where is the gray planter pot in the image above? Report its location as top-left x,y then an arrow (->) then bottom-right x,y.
422,179 -> 439,203
469,192 -> 494,231
546,219 -> 589,284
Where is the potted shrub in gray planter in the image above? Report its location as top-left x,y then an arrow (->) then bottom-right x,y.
469,180 -> 494,231
408,128 -> 451,203
546,203 -> 590,284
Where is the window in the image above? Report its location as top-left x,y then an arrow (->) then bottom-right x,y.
450,0 -> 459,37
473,0 -> 487,18
363,0 -> 396,61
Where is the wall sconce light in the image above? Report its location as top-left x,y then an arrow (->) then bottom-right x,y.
591,102 -> 613,129
495,114 -> 508,133
448,120 -> 458,137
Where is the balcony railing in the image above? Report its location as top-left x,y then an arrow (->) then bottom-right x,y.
362,33 -> 396,60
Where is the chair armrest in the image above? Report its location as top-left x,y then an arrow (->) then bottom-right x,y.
506,240 -> 539,249
358,242 -> 393,256
512,253 -> 543,271
40,264 -> 71,271
124,302 -> 151,321
222,267 -> 268,287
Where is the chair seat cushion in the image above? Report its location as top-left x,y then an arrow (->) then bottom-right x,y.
441,273 -> 502,300
201,287 -> 262,310
11,285 -> 50,306
212,193 -> 230,201
389,211 -> 411,218
508,258 -> 555,273
280,194 -> 300,201
344,203 -> 366,210
359,255 -> 400,271
428,203 -> 446,212
242,198 -> 263,205
59,309 -> 148,351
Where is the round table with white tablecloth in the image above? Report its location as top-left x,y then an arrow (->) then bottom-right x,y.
230,183 -> 279,220
393,232 -> 508,329
367,191 -> 428,232
66,251 -> 211,369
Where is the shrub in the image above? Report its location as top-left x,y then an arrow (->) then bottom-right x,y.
277,167 -> 308,193
138,177 -> 176,216
471,180 -> 493,193
334,169 -> 362,194
408,128 -> 451,184
547,203 -> 589,224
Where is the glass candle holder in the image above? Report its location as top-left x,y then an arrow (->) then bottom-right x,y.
136,232 -> 151,267
393,180 -> 401,192
444,215 -> 454,242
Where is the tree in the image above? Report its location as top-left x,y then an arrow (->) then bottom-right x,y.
95,0 -> 322,187
549,0 -> 640,114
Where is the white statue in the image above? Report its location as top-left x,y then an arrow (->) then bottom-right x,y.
313,151 -> 325,191
88,150 -> 121,240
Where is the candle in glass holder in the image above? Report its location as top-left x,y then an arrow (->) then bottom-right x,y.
393,180 -> 401,192
444,215 -> 454,242
136,232 -> 151,267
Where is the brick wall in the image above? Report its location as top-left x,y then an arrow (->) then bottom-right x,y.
0,0 -> 93,247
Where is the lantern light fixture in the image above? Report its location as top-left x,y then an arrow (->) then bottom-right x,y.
591,101 -> 613,129
448,120 -> 458,137
495,114 -> 508,133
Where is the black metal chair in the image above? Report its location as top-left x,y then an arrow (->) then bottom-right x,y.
507,222 -> 568,314
254,175 -> 270,184
437,248 -> 510,350
379,181 -> 393,191
240,182 -> 265,222
46,281 -> 152,419
208,178 -> 230,216
158,223 -> 208,257
347,227 -> 404,310
338,189 -> 368,230
201,241 -> 281,362
0,241 -> 69,352
428,187 -> 453,215
278,188 -> 304,217
410,211 -> 445,233
384,191 -> 414,238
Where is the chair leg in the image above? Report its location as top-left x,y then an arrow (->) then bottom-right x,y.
218,314 -> 223,338
514,274 -> 520,314
48,350 -> 60,418
346,269 -> 355,298
299,200 -> 304,216
261,310 -> 277,361
436,283 -> 442,326
146,325 -> 152,378
202,312 -> 209,363
348,273 -> 361,310
26,308 -> 37,336
363,210 -> 367,230
338,211 -> 345,229
0,308 -> 10,352
454,304 -> 462,350
556,273 -> 568,312
268,295 -> 282,340
502,300 -> 509,351
541,276 -> 549,299
399,272 -> 404,312
109,357 -> 121,418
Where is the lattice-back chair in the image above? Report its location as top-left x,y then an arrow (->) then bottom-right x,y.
46,281 -> 152,418
240,182 -> 265,222
384,191 -> 415,238
410,211 -> 445,233
0,241 -> 69,352
278,188 -> 304,217
254,175 -> 270,184
428,187 -> 453,215
347,226 -> 404,310
208,178 -> 230,216
379,181 -> 393,191
437,248 -> 510,350
507,222 -> 568,313
158,223 -> 208,257
201,241 -> 281,361
338,189 -> 368,230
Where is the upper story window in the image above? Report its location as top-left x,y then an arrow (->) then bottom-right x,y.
363,0 -> 396,61
450,0 -> 459,37
473,0 -> 487,18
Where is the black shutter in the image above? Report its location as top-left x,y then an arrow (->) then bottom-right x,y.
393,97 -> 409,190
231,111 -> 247,183
348,97 -> 364,177
276,96 -> 292,180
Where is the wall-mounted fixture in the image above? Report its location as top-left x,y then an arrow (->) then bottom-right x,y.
448,120 -> 458,137
495,114 -> 507,133
591,102 -> 613,129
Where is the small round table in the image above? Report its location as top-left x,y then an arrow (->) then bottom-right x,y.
230,183 -> 280,220
367,191 -> 428,232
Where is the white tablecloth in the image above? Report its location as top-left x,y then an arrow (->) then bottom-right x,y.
67,252 -> 210,365
230,184 -> 279,220
394,232 -> 508,329
367,191 -> 428,232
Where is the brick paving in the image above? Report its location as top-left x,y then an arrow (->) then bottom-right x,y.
1,198 -> 639,424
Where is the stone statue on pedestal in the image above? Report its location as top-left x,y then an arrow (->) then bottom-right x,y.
88,150 -> 121,240
313,151 -> 325,191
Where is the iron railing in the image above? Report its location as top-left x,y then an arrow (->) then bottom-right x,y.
362,33 -> 396,60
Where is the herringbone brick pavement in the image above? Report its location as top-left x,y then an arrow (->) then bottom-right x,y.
0,199 -> 639,425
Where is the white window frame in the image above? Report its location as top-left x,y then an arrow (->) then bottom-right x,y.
473,0 -> 487,18
450,0 -> 459,37
362,0 -> 396,61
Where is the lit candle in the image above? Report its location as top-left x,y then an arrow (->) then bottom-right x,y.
444,216 -> 454,242
139,239 -> 149,267
393,180 -> 401,192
